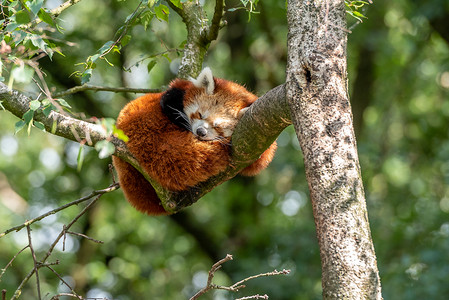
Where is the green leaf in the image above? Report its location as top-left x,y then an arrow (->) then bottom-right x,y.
97,41 -> 114,55
29,99 -> 41,111
42,104 -> 53,117
11,65 -> 34,84
28,0 -> 44,16
353,10 -> 367,19
14,120 -> 26,134
169,0 -> 182,8
113,126 -> 129,143
89,54 -> 100,63
41,98 -> 51,106
27,118 -> 33,135
30,35 -> 48,52
162,53 -> 172,63
56,23 -> 64,34
95,140 -> 115,159
103,56 -> 114,66
51,118 -> 57,133
15,10 -> 31,24
121,35 -> 132,47
147,60 -> 157,74
178,40 -> 187,49
37,8 -> 55,26
139,11 -> 154,30
155,4 -> 169,22
81,69 -> 92,85
77,144 -> 84,172
56,98 -> 72,109
33,121 -> 45,131
147,0 -> 156,8
22,109 -> 34,124
11,30 -> 27,45
5,22 -> 20,32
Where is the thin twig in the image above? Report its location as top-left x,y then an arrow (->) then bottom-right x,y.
236,295 -> 268,300
25,0 -> 84,28
123,49 -> 180,72
100,0 -> 145,58
207,254 -> 233,286
11,194 -> 103,300
28,61 -> 67,115
26,225 -> 41,300
0,183 -> 119,239
190,254 -> 233,300
0,246 -> 29,281
45,265 -> 82,300
52,84 -> 161,98
49,293 -> 87,300
190,255 -> 290,300
66,231 -> 104,244
230,269 -> 290,290
43,194 -> 101,262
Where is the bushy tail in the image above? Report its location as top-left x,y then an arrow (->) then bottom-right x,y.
239,142 -> 277,176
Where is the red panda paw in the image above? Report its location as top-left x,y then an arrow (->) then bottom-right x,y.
239,142 -> 277,176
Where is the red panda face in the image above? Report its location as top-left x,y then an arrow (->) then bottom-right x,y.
161,67 -> 255,142
183,67 -> 252,142
184,100 -> 237,141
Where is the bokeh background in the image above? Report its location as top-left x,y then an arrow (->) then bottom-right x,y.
1,0 -> 449,299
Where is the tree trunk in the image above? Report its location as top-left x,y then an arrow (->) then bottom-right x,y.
286,0 -> 383,298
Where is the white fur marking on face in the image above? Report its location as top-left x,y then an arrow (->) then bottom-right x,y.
213,117 -> 231,128
190,67 -> 215,95
184,103 -> 199,118
191,119 -> 218,140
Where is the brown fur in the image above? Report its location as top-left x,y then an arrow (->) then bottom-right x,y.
113,75 -> 277,215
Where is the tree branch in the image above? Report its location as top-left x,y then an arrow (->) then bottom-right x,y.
167,0 -> 226,78
26,0 -> 84,28
0,183 -> 119,238
0,82 -> 147,177
207,0 -> 225,42
190,254 -> 290,300
1,81 -> 290,214
52,84 -> 161,98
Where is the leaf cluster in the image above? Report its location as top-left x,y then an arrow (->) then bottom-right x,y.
75,0 -> 185,85
1,0 -> 63,83
345,0 -> 371,23
14,97 -> 71,135
227,0 -> 260,21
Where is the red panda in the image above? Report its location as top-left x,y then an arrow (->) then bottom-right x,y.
112,68 -> 277,215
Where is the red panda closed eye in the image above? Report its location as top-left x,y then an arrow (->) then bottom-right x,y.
112,68 -> 277,215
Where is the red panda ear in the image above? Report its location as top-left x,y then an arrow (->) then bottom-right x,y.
190,67 -> 215,95
238,106 -> 250,118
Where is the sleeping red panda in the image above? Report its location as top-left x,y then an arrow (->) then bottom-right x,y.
112,68 -> 277,215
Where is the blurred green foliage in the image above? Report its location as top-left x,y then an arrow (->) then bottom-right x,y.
1,0 -> 449,299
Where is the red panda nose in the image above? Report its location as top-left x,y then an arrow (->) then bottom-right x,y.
196,127 -> 207,137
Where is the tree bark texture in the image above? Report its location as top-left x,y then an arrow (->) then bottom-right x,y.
286,0 -> 382,299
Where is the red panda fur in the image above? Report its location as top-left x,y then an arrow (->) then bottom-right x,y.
112,70 -> 277,215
